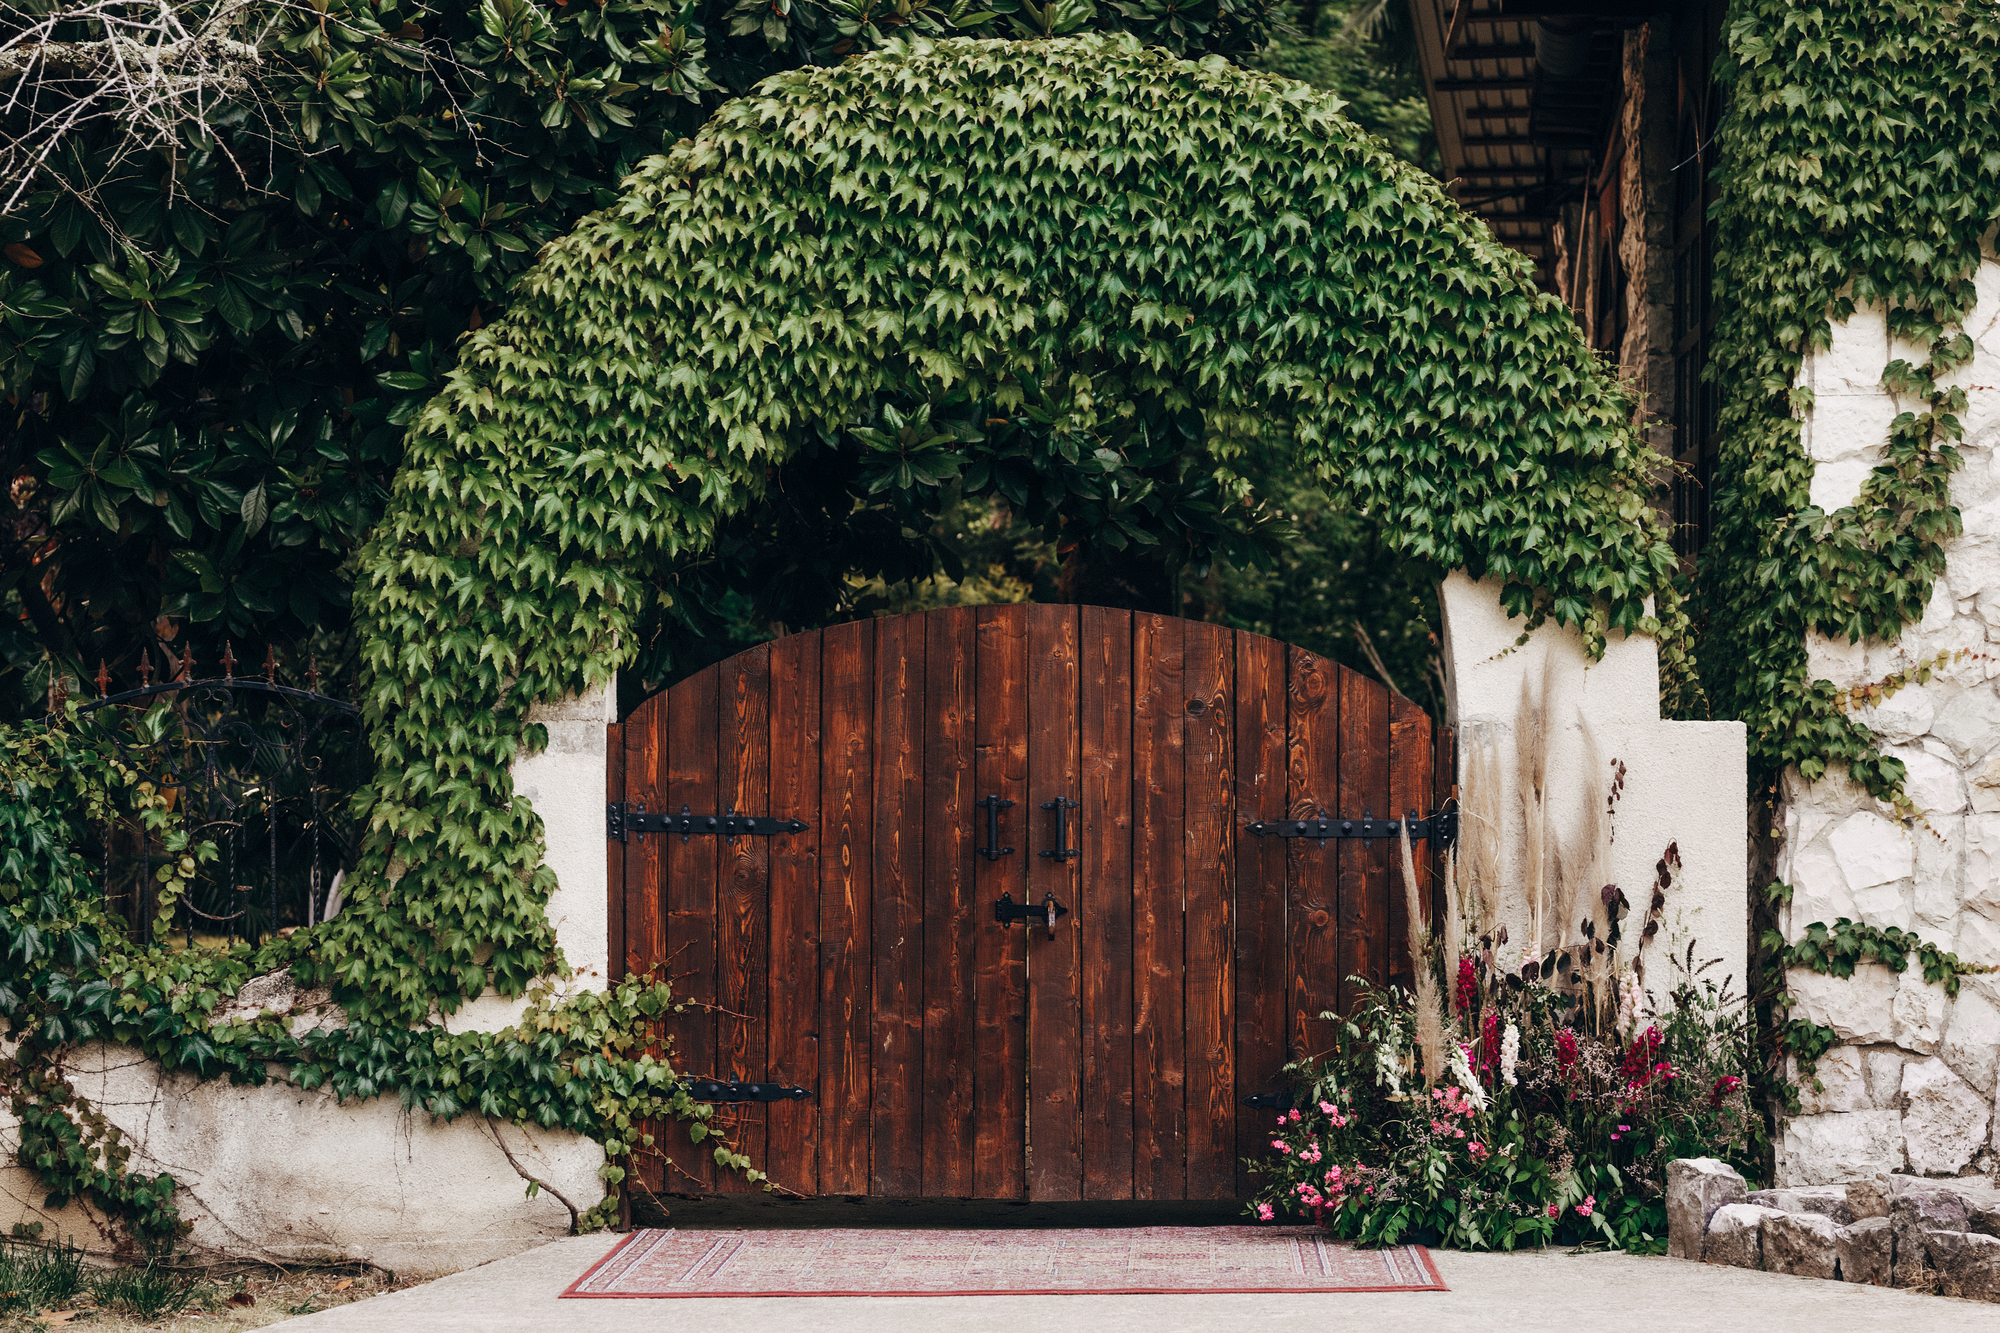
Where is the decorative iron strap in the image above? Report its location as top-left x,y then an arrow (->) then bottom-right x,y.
606,802 -> 809,843
682,1077 -> 811,1103
1248,805 -> 1457,850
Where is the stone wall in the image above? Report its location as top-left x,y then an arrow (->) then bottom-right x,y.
1774,259 -> 2000,1184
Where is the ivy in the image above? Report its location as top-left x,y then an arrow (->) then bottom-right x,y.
310,33 -> 1684,1034
1767,907 -> 1993,1000
1699,0 -> 1991,799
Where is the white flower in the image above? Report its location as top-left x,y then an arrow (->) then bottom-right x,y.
1447,1043 -> 1488,1110
1500,1022 -> 1520,1088
1615,971 -> 1647,1040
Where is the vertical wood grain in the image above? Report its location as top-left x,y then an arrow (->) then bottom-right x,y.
622,700 -> 665,1195
606,719 -> 625,991
1388,692 -> 1433,994
871,616 -> 925,1197
972,605 -> 1029,1199
1130,612 -> 1185,1200
819,620 -> 875,1195
1182,621 -> 1234,1199
1336,666 -> 1391,1016
715,645 -> 771,1192
1286,647 -> 1340,1056
766,631 -> 822,1194
921,609 -> 977,1198
1078,605 -> 1134,1200
663,664 -> 721,1190
1232,631 -> 1288,1196
1025,603 -> 1081,1201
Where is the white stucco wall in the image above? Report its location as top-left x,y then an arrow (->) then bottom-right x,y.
1774,261 -> 2000,1184
1439,571 -> 1750,1007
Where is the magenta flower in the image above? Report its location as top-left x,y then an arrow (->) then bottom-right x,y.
1578,1194 -> 1596,1218
1547,1203 -> 1560,1218
1256,1203 -> 1275,1221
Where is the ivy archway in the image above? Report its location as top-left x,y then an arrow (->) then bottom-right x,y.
300,34 -> 1682,1026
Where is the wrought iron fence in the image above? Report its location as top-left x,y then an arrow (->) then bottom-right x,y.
69,647 -> 368,948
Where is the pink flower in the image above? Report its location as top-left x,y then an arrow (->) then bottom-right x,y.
1272,1141 -> 1290,1153
1468,1142 -> 1489,1161
1547,1203 -> 1560,1218
1578,1194 -> 1596,1218
1288,1109 -> 1302,1122
1325,1168 -> 1341,1183
1319,1100 -> 1337,1115
1256,1203 -> 1275,1221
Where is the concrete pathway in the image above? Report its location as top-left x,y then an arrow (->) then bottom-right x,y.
284,1231 -> 2000,1333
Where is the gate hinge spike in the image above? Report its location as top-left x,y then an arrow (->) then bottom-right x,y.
607,802 -> 627,843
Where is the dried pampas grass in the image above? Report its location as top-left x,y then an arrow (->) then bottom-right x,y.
1400,821 -> 1446,1088
1463,734 -> 1503,937
1515,670 -> 1551,959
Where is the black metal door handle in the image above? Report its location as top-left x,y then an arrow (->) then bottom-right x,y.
976,794 -> 1015,862
1039,796 -> 1079,862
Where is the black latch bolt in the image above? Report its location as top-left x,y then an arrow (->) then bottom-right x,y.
995,891 -> 1069,939
607,803 -> 810,844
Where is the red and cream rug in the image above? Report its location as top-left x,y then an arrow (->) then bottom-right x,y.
562,1226 -> 1446,1298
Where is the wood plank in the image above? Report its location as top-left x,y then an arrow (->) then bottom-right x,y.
715,645 -> 771,1193
1025,603 -> 1082,1201
1436,720 -> 1456,950
1182,621 -> 1234,1200
1286,646 -> 1340,1056
972,604 -> 1029,1199
872,615 -> 925,1197
622,699 -> 666,1196
819,619 -> 876,1195
921,609 -> 978,1198
1130,612 -> 1185,1201
1078,606 -> 1134,1201
664,663 -> 721,1191
1232,631 -> 1288,1197
1336,666 -> 1392,1016
766,631 -> 822,1195
1388,692 -> 1434,995
606,718 -> 625,989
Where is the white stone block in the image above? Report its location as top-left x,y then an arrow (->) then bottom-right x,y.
1854,690 -> 1937,746
1895,970 -> 1948,1056
1778,1110 -> 1906,1185
1851,879 -> 1914,932
1934,685 -> 2000,764
1810,456 -> 1879,514
1914,816 -> 1965,933
1866,1049 -> 1908,1108
1944,976 -> 2000,1096
1805,632 -> 1869,690
1705,1203 -> 1788,1268
1798,1045 -> 1871,1115
1809,305 -> 1891,397
1903,1057 -> 1992,1175
1949,540 -> 2000,608
1786,839 -> 1855,940
1803,395 -> 1898,469
1968,815 -> 2000,926
1790,963 -> 1899,1045
1890,745 -> 1968,815
512,678 -> 616,987
1827,811 -> 1915,890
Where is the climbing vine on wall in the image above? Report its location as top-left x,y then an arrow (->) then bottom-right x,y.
310,33 -> 1684,1037
1699,0 -> 1990,798
11,36 -> 1690,1237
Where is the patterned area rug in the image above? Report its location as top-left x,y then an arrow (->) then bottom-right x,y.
562,1226 -> 1446,1298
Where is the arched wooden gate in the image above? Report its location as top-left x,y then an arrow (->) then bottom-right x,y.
605,604 -> 1449,1201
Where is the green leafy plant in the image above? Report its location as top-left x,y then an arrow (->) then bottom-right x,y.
88,1261 -> 212,1321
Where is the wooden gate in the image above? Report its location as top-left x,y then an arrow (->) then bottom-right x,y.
606,604 -> 1448,1201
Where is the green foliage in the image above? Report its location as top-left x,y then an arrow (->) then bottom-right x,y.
1248,969 -> 1761,1251
1697,0 -> 1987,798
1247,0 -> 1435,171
316,35 -> 1678,1030
0,0 -> 1284,716
0,1237 -> 88,1317
1774,914 -> 1992,999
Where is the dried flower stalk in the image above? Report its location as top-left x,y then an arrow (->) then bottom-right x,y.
1400,821 -> 1445,1089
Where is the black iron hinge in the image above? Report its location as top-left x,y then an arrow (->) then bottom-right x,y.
1248,805 -> 1457,850
607,802 -> 810,843
682,1075 -> 812,1104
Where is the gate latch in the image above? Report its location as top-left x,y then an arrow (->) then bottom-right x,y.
607,802 -> 811,844
995,891 -> 1069,938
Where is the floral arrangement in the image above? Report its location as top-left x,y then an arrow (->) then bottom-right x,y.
1246,689 -> 1763,1250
